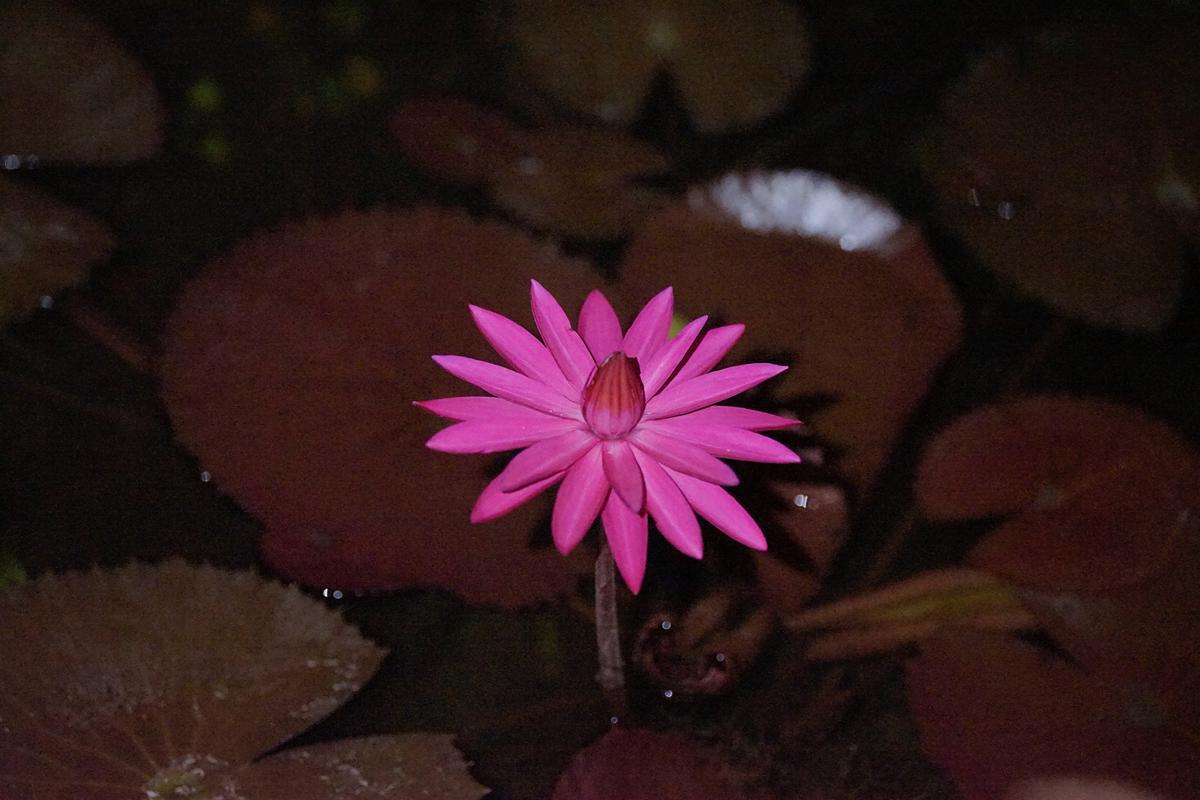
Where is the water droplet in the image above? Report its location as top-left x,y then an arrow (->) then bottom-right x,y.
662,689 -> 674,699
793,493 -> 809,508
996,200 -> 1016,220
199,470 -> 211,483
659,619 -> 672,631
715,653 -> 727,663
38,295 -> 53,309
609,715 -> 619,725
966,187 -> 981,207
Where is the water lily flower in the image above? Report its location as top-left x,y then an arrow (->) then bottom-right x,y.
417,280 -> 799,592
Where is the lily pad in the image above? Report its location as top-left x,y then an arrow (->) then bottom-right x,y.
159,208 -> 598,606
906,631 -> 1200,800
552,727 -> 768,800
0,560 -> 389,799
0,175 -> 114,326
926,16 -> 1200,331
618,170 -> 962,490
0,0 -> 164,163
915,395 -> 1200,592
391,99 -> 670,238
508,0 -> 811,133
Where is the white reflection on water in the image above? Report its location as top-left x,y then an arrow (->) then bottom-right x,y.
695,170 -> 903,251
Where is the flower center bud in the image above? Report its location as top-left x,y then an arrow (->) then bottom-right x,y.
582,352 -> 645,438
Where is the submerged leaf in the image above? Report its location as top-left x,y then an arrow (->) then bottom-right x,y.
159,208 -> 597,606
0,0 -> 164,163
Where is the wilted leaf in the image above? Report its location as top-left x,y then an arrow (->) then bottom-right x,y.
508,0 -> 811,133
552,727 -> 768,800
915,395 -> 1200,592
0,561 -> 386,799
159,208 -> 598,606
0,174 -> 114,325
926,16 -> 1200,331
0,0 -> 164,163
906,631 -> 1200,800
619,171 -> 962,490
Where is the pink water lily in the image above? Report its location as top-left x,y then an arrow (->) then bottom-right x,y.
416,280 -> 799,592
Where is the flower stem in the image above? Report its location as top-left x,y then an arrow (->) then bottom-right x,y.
594,541 -> 627,710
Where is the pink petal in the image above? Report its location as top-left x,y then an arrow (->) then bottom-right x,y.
470,304 -> 576,398
602,439 -> 645,512
496,428 -> 598,491
601,493 -> 649,593
622,286 -> 673,362
639,315 -> 709,399
668,324 -> 744,386
577,289 -> 624,362
632,448 -> 703,559
644,363 -> 787,419
639,419 -> 800,463
552,445 -> 608,554
414,395 -> 553,421
628,428 -> 738,485
471,470 -> 564,523
682,404 -> 800,430
666,467 -> 767,550
426,416 -> 582,453
432,354 -> 580,418
530,279 -> 595,390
